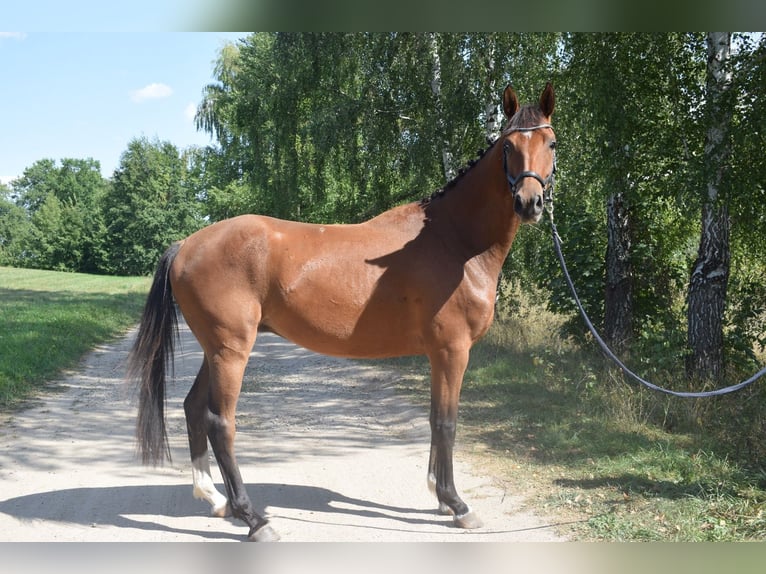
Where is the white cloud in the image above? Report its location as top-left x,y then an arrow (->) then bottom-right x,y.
184,102 -> 197,122
131,82 -> 173,103
0,32 -> 27,41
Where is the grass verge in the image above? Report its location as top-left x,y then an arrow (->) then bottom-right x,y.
0,266 -> 150,408
383,291 -> 766,541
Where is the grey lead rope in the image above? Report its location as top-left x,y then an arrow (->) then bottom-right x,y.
547,210 -> 766,398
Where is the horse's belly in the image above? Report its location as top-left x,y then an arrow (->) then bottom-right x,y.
261,289 -> 428,359
274,327 -> 425,359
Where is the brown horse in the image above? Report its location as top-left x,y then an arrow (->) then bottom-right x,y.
129,83 -> 557,541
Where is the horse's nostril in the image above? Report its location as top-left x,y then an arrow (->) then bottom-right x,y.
535,194 -> 544,212
514,194 -> 524,214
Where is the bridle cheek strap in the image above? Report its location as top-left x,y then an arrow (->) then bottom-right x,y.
502,140 -> 556,196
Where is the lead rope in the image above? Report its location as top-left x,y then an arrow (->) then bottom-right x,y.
544,192 -> 766,398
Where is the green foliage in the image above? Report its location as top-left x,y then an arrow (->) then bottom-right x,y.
2,145 -> 206,277
102,138 -> 206,276
551,34 -> 706,360
726,33 -> 766,368
0,186 -> 30,266
27,193 -> 82,271
6,158 -> 109,273
10,158 -> 61,213
195,33 -> 560,223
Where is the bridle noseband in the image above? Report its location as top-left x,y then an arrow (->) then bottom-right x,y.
502,123 -> 557,202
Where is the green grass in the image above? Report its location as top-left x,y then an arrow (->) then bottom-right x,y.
383,290 -> 766,541
0,266 -> 150,407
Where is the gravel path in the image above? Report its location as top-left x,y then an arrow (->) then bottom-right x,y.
0,320 -> 565,542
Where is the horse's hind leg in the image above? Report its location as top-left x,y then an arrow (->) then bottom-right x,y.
426,345 -> 484,529
206,349 -> 279,542
184,357 -> 229,517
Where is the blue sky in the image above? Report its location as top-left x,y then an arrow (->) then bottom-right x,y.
0,31 -> 245,184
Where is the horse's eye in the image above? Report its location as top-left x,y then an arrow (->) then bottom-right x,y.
550,141 -> 557,150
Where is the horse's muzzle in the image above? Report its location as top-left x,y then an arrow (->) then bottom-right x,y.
514,192 -> 544,223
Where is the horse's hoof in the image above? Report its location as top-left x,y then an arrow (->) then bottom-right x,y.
454,510 -> 483,529
248,524 -> 281,542
211,501 -> 231,518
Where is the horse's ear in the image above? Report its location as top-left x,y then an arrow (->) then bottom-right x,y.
540,82 -> 555,118
503,84 -> 519,119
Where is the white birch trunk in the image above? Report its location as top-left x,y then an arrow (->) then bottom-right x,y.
686,32 -> 733,381
428,34 -> 455,182
482,41 -> 501,144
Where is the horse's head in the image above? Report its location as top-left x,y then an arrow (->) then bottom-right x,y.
500,83 -> 556,224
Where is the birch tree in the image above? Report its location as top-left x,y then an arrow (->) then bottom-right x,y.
427,34 -> 455,182
686,32 -> 734,381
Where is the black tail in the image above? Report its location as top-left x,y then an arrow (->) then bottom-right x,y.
128,242 -> 182,465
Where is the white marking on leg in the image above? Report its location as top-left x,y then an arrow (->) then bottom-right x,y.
429,471 -> 454,515
427,472 -> 437,495
192,455 -> 229,516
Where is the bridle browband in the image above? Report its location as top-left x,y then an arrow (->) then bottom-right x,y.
502,123 -> 557,199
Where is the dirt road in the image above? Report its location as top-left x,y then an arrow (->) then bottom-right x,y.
0,321 -> 565,542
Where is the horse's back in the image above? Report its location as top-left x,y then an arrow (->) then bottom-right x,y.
168,209 -> 453,358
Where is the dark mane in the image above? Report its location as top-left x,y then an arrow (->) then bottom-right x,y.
419,145 -> 492,207
419,103 -> 545,207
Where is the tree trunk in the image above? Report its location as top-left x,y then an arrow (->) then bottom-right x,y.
686,32 -> 733,381
428,34 -> 455,182
604,190 -> 633,353
482,40 -> 501,145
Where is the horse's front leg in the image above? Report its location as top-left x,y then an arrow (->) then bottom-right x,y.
426,346 -> 483,529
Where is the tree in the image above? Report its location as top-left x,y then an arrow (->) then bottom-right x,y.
428,33 -> 455,181
25,194 -> 84,271
10,159 -> 60,213
8,158 -> 109,272
726,33 -> 766,361
555,34 -> 705,362
195,33 -> 559,227
103,138 -> 205,276
685,33 -> 735,381
0,184 -> 30,266
686,33 -> 734,381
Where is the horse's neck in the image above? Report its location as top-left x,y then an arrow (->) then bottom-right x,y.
433,145 -> 520,273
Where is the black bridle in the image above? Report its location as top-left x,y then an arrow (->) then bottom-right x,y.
502,123 -> 557,203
